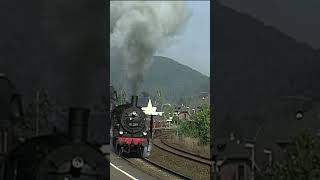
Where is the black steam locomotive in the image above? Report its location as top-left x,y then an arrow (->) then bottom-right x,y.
111,96 -> 152,158
0,74 -> 109,180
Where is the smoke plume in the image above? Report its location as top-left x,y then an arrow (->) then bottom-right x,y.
110,1 -> 191,95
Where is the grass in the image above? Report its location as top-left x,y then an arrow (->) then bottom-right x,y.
165,133 -> 210,158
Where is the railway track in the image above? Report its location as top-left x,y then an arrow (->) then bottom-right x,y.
153,133 -> 212,167
112,130 -> 210,179
122,156 -> 191,180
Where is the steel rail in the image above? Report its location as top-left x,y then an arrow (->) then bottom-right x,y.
153,133 -> 212,166
121,156 -> 191,180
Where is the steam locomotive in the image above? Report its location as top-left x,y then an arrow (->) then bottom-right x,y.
111,95 -> 152,158
0,74 -> 109,180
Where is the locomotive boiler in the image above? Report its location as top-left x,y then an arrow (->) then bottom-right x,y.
2,108 -> 109,180
0,75 -> 109,180
111,96 -> 151,157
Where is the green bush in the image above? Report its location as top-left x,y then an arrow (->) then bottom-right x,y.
258,130 -> 320,180
178,103 -> 210,144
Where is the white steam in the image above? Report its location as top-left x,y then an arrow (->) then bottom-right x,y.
110,1 -> 192,94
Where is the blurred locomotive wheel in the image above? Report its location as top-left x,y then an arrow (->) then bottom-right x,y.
37,143 -> 108,180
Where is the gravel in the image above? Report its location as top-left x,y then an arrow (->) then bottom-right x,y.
148,144 -> 210,180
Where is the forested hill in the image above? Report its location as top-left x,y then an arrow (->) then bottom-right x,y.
110,56 -> 210,105
212,1 -> 320,139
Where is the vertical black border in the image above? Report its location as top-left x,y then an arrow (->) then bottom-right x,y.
106,0 -> 110,177
210,0 -> 213,179
211,1 -> 217,179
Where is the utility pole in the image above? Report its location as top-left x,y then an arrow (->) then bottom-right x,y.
35,90 -> 40,136
150,115 -> 154,139
176,116 -> 179,136
251,146 -> 255,180
212,156 -> 219,180
245,142 -> 255,180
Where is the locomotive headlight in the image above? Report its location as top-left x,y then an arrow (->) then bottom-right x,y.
143,132 -> 147,136
72,156 -> 84,168
132,111 -> 137,116
119,131 -> 124,135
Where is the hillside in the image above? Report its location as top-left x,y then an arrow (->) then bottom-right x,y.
212,1 -> 320,139
110,56 -> 210,105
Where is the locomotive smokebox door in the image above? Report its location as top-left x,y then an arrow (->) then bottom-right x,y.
120,106 -> 146,134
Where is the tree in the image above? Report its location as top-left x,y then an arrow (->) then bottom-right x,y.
115,89 -> 127,105
178,97 -> 187,106
258,130 -> 320,180
23,89 -> 53,136
141,91 -> 149,98
172,115 -> 179,124
154,89 -> 163,107
192,103 -> 210,144
178,103 -> 210,144
162,105 -> 174,119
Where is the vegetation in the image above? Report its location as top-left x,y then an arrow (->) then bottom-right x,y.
167,134 -> 210,158
178,103 -> 210,144
257,131 -> 320,180
162,104 -> 175,119
152,89 -> 163,107
110,56 -> 209,104
16,89 -> 53,137
115,89 -> 127,105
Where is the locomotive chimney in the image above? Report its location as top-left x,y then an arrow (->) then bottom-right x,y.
131,96 -> 138,107
68,107 -> 90,143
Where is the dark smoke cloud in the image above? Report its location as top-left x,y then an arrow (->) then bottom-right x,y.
0,0 -> 107,109
110,1 -> 191,95
44,0 -> 107,108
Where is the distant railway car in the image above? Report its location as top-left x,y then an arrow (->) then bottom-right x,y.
111,96 -> 151,157
150,116 -> 166,134
153,119 -> 162,129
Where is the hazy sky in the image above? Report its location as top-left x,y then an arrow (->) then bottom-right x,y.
157,1 -> 210,77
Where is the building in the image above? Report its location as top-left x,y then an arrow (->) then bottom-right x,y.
214,135 -> 253,180
175,106 -> 191,121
